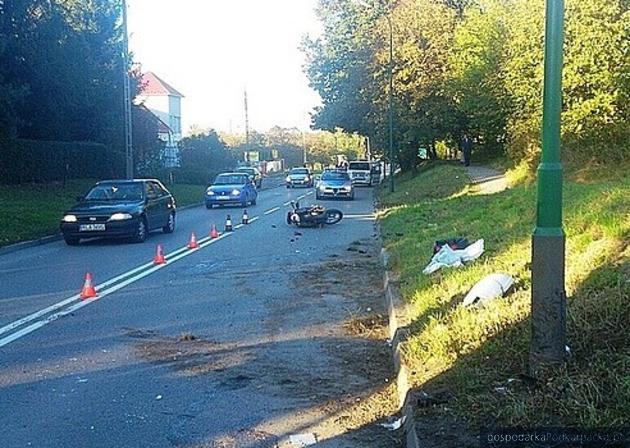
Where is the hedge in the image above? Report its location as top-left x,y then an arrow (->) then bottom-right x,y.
0,139 -> 122,185
153,168 -> 225,186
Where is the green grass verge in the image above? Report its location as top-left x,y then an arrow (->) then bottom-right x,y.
168,183 -> 205,209
0,180 -> 205,247
378,161 -> 629,428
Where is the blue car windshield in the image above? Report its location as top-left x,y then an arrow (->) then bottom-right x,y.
214,175 -> 247,185
322,172 -> 349,181
85,183 -> 143,201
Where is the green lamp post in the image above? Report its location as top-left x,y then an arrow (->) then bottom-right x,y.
387,12 -> 394,193
529,0 -> 567,377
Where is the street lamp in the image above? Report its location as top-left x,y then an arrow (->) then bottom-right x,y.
530,0 -> 567,377
122,0 -> 133,179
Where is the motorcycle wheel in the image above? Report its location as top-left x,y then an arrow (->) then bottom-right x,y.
324,209 -> 343,225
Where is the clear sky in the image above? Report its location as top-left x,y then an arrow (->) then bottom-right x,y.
127,0 -> 322,136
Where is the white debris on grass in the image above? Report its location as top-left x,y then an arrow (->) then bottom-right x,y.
423,239 -> 485,275
462,273 -> 514,307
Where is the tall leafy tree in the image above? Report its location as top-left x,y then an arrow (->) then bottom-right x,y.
448,0 -> 511,155
302,0 -> 383,137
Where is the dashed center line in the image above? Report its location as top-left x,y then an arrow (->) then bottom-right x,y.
264,207 -> 280,215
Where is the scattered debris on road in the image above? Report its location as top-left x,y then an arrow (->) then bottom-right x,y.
287,432 -> 318,447
379,415 -> 406,431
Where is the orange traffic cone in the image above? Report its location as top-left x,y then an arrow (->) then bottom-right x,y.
210,224 -> 220,239
187,232 -> 199,249
225,215 -> 233,232
80,272 -> 97,300
242,209 -> 249,225
153,244 -> 166,265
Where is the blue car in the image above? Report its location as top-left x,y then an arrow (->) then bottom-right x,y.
205,173 -> 258,208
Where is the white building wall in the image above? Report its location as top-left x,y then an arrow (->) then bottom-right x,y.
140,96 -> 170,126
168,96 -> 182,140
135,92 -> 183,168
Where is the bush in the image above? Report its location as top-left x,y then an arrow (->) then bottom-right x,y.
0,139 -> 119,184
150,168 -> 226,186
170,168 -> 218,186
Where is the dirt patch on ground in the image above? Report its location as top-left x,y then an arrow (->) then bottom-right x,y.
125,236 -> 402,447
344,313 -> 389,340
125,328 -> 252,377
277,238 -> 402,446
178,429 -> 280,448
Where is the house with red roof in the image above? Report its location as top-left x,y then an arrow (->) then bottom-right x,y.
136,71 -> 184,167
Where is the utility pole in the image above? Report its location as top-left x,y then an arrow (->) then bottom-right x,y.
244,89 -> 250,162
387,12 -> 394,193
122,0 -> 133,179
530,0 -> 567,378
302,132 -> 307,165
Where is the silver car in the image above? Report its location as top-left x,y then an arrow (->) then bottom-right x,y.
286,167 -> 313,188
315,171 -> 354,200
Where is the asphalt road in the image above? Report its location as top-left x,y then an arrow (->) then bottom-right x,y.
0,182 -> 397,447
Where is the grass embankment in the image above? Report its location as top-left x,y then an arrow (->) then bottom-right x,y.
378,161 -> 629,429
0,180 -> 204,246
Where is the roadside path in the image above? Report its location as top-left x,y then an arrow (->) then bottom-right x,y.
466,164 -> 508,194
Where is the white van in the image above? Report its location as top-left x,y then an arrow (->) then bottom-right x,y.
370,161 -> 385,185
347,160 -> 372,186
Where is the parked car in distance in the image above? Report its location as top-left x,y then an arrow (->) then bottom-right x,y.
236,166 -> 262,188
315,170 -> 354,200
60,179 -> 176,245
205,173 -> 258,208
347,160 -> 373,186
286,167 -> 313,188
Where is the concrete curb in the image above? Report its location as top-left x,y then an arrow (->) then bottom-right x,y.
0,234 -> 64,256
380,247 -> 420,448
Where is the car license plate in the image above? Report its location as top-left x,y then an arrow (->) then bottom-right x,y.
218,196 -> 229,200
79,224 -> 105,232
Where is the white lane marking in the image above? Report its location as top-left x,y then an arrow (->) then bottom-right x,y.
0,236 -> 213,338
0,232 -> 233,348
0,212 -> 271,346
234,224 -> 244,230
283,201 -> 291,206
343,214 -> 376,218
0,295 -> 79,337
297,195 -> 306,200
263,207 -> 280,215
306,191 -> 314,196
